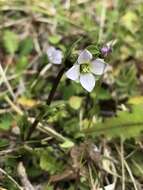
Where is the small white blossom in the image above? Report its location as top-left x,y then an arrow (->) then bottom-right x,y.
66,49 -> 106,92
47,46 -> 63,64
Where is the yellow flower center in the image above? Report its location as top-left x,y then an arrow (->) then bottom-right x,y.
80,63 -> 90,73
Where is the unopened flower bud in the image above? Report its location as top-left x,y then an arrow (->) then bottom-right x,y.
101,45 -> 112,57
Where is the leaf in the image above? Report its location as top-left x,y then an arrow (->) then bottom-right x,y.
63,118 -> 79,136
129,151 -> 143,177
0,114 -> 13,131
3,30 -> 19,54
48,35 -> 61,45
84,105 -> 143,139
86,45 -> 100,56
96,88 -> 112,100
19,37 -> 34,56
17,97 -> 40,108
60,140 -> 74,149
68,96 -> 82,110
16,56 -> 28,72
18,115 -> 31,140
40,151 -> 64,174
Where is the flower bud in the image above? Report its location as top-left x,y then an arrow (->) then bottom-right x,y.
101,45 -> 112,57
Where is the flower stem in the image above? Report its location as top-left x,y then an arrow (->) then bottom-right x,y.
26,66 -> 66,140
46,67 -> 66,105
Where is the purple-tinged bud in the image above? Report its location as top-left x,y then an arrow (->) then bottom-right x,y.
101,45 -> 112,57
101,40 -> 117,57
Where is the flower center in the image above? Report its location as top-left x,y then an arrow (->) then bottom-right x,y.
80,63 -> 90,73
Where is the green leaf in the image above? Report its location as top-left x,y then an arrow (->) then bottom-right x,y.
16,56 -> 28,73
60,140 -> 74,149
3,30 -> 19,54
16,56 -> 28,72
0,114 -> 13,131
40,151 -> 64,174
19,37 -> 34,56
130,151 -> 143,177
95,88 -> 112,100
86,45 -> 100,56
68,96 -> 82,110
48,35 -> 61,44
18,115 -> 31,140
84,105 -> 143,139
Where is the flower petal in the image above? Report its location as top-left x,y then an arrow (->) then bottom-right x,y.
90,58 -> 106,75
51,50 -> 63,64
78,49 -> 92,64
66,65 -> 80,81
80,73 -> 96,92
47,47 -> 63,64
47,46 -> 55,57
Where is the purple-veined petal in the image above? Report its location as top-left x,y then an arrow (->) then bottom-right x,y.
65,65 -> 80,81
90,59 -> 106,75
78,49 -> 92,64
80,73 -> 96,92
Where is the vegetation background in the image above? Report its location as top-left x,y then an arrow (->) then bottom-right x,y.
0,0 -> 143,189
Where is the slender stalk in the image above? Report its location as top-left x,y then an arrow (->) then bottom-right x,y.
46,67 -> 66,105
26,66 -> 66,140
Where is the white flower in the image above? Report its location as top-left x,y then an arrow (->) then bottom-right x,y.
66,49 -> 106,92
47,46 -> 63,64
